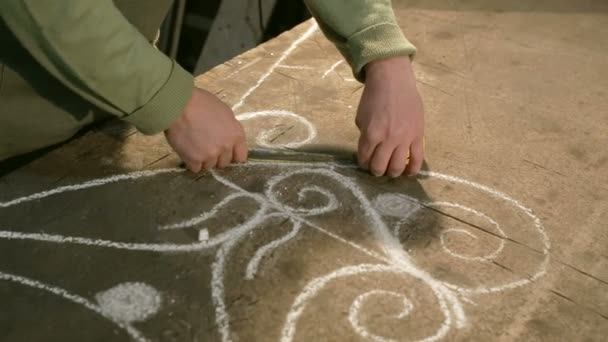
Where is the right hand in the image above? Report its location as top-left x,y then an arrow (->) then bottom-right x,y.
164,88 -> 248,172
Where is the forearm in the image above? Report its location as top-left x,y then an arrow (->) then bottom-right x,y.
0,0 -> 193,134
304,0 -> 416,81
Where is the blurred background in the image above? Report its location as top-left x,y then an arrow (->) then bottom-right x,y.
157,0 -> 311,75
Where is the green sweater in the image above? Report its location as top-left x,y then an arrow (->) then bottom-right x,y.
0,0 -> 415,160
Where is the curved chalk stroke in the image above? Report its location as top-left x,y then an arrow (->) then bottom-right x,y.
236,110 -> 317,148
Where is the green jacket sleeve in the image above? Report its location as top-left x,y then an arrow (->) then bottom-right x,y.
304,0 -> 416,81
0,0 -> 193,134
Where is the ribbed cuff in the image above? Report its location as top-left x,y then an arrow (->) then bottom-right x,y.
347,23 -> 417,82
123,61 -> 194,135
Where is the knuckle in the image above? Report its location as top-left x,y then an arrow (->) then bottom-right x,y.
410,151 -> 423,162
389,129 -> 407,141
208,147 -> 221,157
221,141 -> 233,150
365,129 -> 384,143
186,155 -> 202,165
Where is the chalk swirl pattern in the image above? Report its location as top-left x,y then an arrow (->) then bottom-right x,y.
0,165 -> 550,342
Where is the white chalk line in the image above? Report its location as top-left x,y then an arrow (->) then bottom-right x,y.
0,168 -> 182,209
348,290 -> 414,342
212,238 -> 237,342
265,173 -> 339,216
277,64 -> 314,70
231,22 -> 318,111
236,110 -> 317,148
159,192 -> 251,230
428,201 -> 506,262
246,217 -> 301,280
0,271 -> 147,342
321,60 -> 343,79
294,186 -> 340,215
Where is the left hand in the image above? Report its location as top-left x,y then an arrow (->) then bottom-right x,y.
356,55 -> 425,177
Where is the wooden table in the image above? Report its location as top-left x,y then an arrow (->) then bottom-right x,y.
1,1 -> 606,341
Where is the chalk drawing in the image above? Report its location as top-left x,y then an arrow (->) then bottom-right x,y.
231,21 -> 318,111
321,60 -> 343,79
236,110 -> 317,148
0,17 -> 551,342
277,64 -> 314,70
432,202 -> 506,262
0,271 -> 148,342
95,282 -> 162,323
245,216 -> 302,280
349,290 -> 415,342
0,164 -> 551,341
0,168 -> 181,209
372,193 -> 421,218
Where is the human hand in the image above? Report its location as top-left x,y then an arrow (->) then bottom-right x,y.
165,88 -> 248,172
356,56 -> 425,177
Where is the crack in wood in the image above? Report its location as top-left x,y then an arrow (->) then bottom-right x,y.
549,289 -> 608,320
146,153 -> 172,167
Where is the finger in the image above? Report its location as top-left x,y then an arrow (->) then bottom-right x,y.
387,144 -> 410,178
201,156 -> 218,171
184,159 -> 202,173
370,142 -> 395,177
233,137 -> 248,163
405,138 -> 424,176
357,134 -> 379,170
217,147 -> 233,168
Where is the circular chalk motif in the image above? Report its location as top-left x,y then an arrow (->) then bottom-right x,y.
265,173 -> 339,216
432,202 -> 506,262
372,193 -> 421,218
236,110 -> 317,149
95,282 -> 162,323
349,290 -> 416,342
